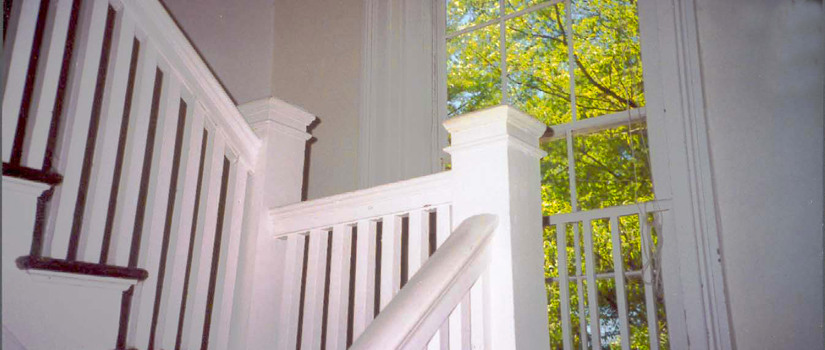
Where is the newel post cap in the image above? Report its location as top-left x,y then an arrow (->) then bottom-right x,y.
239,97 -> 316,140
443,105 -> 548,157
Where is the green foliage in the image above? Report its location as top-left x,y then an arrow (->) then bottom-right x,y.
447,0 -> 668,349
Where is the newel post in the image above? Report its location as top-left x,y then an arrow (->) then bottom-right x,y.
444,106 -> 550,349
230,97 -> 315,349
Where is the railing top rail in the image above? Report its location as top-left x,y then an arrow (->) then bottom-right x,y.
545,199 -> 672,226
269,171 -> 453,237
350,214 -> 498,350
121,0 -> 261,167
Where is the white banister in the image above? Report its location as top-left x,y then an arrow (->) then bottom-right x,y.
351,214 -> 498,350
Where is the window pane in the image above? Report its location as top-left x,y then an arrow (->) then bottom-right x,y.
597,278 -> 620,349
572,0 -> 645,119
591,218 -> 613,273
446,0 -> 499,33
505,4 -> 572,125
573,122 -> 654,211
505,0 -> 554,14
541,138 -> 570,215
447,25 -> 501,117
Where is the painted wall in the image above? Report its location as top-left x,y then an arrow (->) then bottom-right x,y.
695,0 -> 824,348
160,0 -> 275,104
270,0 -> 364,199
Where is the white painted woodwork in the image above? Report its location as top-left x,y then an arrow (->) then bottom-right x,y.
299,228 -> 330,350
234,97 -> 315,350
2,0 -> 40,162
22,0 -> 74,169
325,224 -> 353,350
581,220 -> 601,350
129,76 -> 181,347
158,103 -> 205,349
45,0 -> 109,259
407,209 -> 424,276
182,131 -> 226,349
269,171 -> 452,236
444,105 -> 550,349
212,164 -> 249,350
277,234 -> 306,350
108,44 -> 158,266
350,214 -> 497,350
379,214 -> 401,310
80,11 -> 136,262
640,214 -> 660,350
352,220 -> 377,338
545,108 -> 646,142
556,224 -> 573,350
609,216 -> 631,350
119,0 -> 260,167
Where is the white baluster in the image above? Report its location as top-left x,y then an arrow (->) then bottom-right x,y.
79,11 -> 135,262
557,223 -> 573,350
610,216 -> 631,350
407,209 -> 425,276
352,219 -> 377,338
129,76 -> 182,347
277,234 -> 306,350
181,131 -> 226,349
44,0 -> 109,259
108,43 -> 158,266
157,102 -> 205,349
325,224 -> 352,350
300,228 -> 330,350
211,164 -> 249,350
640,213 -> 660,350
2,0 -> 40,162
582,220 -> 601,350
23,0 -> 74,168
379,214 -> 401,310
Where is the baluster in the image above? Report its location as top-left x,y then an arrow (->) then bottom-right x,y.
582,220 -> 601,350
640,213 -> 660,350
407,209 -> 425,275
158,105 -> 205,349
44,0 -> 109,259
325,224 -> 352,350
108,43 -> 158,266
211,164 -> 250,350
556,223 -> 573,350
180,130 -> 226,349
2,0 -> 40,162
79,10 -> 135,262
610,216 -> 631,350
277,234 -> 307,350
379,214 -> 400,310
352,219 -> 377,338
300,228 -> 330,350
130,75 -> 182,347
23,0 -> 74,169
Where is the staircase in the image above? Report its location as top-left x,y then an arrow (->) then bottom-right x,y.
2,1 -> 551,349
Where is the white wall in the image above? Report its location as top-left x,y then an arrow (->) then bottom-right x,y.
161,0 -> 275,104
695,0 -> 824,348
271,0 -> 364,199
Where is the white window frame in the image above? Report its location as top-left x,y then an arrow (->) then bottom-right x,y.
435,0 -> 734,349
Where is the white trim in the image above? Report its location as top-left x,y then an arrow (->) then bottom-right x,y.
1,176 -> 52,197
119,0 -> 261,168
545,108 -> 647,141
26,269 -> 139,292
238,97 -> 316,141
269,171 -> 452,236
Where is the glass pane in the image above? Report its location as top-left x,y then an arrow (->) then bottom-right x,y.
619,215 -> 643,272
572,0 -> 645,119
569,281 -> 583,349
597,278 -> 620,349
447,25 -> 501,117
591,218 -> 613,273
446,0 -> 499,33
547,282 -> 563,349
545,225 -> 559,279
541,138 -> 570,215
626,276 -> 650,349
505,4 -> 572,125
505,0 -> 553,14
573,122 -> 654,211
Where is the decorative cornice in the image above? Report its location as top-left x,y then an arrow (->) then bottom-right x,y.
238,97 -> 316,141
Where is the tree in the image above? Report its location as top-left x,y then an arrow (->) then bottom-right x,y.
446,0 -> 668,349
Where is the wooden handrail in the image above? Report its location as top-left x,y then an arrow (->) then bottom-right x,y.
350,214 -> 497,350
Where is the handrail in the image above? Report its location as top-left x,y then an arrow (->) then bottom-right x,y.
350,214 -> 498,350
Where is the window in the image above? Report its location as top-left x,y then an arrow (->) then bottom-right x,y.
445,0 -> 669,349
